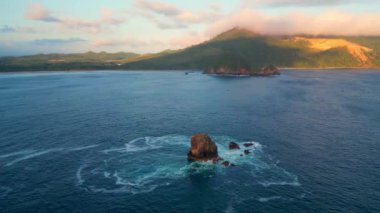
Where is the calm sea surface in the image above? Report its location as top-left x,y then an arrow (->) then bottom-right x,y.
0,70 -> 379,212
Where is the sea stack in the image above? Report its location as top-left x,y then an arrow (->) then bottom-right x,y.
188,133 -> 219,162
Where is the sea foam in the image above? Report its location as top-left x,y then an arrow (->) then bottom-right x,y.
2,144 -> 100,167
75,135 -> 301,195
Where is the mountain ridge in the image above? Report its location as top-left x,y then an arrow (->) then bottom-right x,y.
1,28 -> 380,72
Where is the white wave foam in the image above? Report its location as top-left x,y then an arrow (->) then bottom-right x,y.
257,167 -> 301,187
3,145 -> 99,167
257,196 -> 283,202
259,179 -> 300,187
101,147 -> 126,154
215,139 -> 263,167
104,171 -> 111,178
69,144 -> 99,151
102,135 -> 189,154
87,184 -> 158,195
76,135 -> 301,195
76,164 -> 86,186
0,150 -> 35,159
5,148 -> 64,167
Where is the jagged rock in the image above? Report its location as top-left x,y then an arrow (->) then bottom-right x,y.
257,65 -> 280,76
188,133 -> 219,162
229,142 -> 240,150
243,142 -> 253,147
213,156 -> 224,164
244,150 -> 251,155
222,161 -> 230,167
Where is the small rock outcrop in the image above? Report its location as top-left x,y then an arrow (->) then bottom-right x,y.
222,161 -> 230,167
256,65 -> 280,76
243,142 -> 253,147
229,142 -> 240,150
188,133 -> 219,162
244,150 -> 251,155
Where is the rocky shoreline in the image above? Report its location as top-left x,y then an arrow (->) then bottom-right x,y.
204,65 -> 280,76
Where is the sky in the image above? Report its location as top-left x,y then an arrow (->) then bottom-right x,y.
1,0 -> 380,56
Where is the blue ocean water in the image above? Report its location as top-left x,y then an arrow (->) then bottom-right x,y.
0,70 -> 379,212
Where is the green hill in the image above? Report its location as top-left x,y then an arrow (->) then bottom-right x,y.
0,52 -> 139,71
123,28 -> 379,72
1,28 -> 380,72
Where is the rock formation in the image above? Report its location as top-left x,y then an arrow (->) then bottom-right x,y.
222,161 -> 230,167
243,142 -> 253,147
256,65 -> 280,76
188,133 -> 219,162
229,142 -> 240,150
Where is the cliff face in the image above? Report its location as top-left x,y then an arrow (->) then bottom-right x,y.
188,133 -> 219,162
204,65 -> 280,76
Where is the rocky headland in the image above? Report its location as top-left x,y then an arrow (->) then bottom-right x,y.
204,65 -> 280,76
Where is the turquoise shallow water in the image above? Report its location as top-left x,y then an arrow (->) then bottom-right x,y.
0,70 -> 379,212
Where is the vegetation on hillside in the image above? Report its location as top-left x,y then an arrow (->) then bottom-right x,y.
1,28 -> 379,72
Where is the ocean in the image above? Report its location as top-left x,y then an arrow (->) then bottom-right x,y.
0,70 -> 379,212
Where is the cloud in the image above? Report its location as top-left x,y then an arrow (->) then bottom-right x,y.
24,4 -> 126,33
154,20 -> 187,29
92,38 -> 169,53
209,3 -> 222,12
0,25 -> 38,34
135,0 -> 224,29
0,25 -> 16,33
93,38 -> 165,48
33,38 -> 87,45
25,3 -> 59,22
100,7 -> 125,26
243,0 -> 361,7
136,0 -> 181,16
205,9 -> 380,36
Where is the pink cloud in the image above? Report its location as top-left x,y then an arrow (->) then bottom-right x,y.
135,0 -> 224,28
93,38 -> 165,48
243,0 -> 372,7
135,0 -> 180,16
24,4 -> 126,33
25,3 -> 59,22
100,7 -> 125,26
205,9 -> 380,36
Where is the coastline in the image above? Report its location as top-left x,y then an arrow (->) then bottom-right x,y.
0,70 -> 202,75
0,67 -> 379,75
279,67 -> 380,71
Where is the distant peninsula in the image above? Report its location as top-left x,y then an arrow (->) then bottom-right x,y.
1,28 -> 379,75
